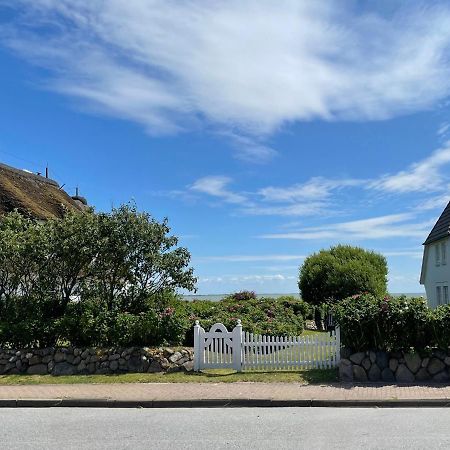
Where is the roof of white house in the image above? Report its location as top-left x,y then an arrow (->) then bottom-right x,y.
424,201 -> 450,245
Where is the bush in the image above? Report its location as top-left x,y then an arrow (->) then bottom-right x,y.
227,291 -> 257,301
0,206 -> 196,348
331,294 -> 431,351
183,296 -> 307,345
299,245 -> 388,306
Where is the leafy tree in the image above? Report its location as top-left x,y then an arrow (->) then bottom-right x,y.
298,244 -> 388,306
0,204 -> 197,347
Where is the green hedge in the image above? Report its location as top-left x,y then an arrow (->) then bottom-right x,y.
331,294 -> 450,352
0,292 -> 310,348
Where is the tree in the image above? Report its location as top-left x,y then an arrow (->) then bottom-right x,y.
0,204 -> 197,347
298,245 -> 388,306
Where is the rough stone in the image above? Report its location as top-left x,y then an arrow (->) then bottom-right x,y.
340,347 -> 352,359
415,368 -> 430,381
27,364 -> 48,375
361,357 -> 371,371
177,356 -> 190,366
109,353 -> 120,361
349,352 -> 365,365
128,355 -> 145,372
54,352 -> 65,363
65,354 -> 74,364
88,363 -> 96,374
73,348 -> 81,357
77,361 -> 87,372
47,360 -> 55,372
169,352 -> 182,363
164,348 -> 175,358
428,358 -> 446,375
15,360 -> 23,370
404,353 -> 422,374
433,370 -> 450,383
369,351 -> 376,364
433,349 -> 447,360
368,364 -> 381,381
444,356 -> 450,366
381,368 -> 395,382
389,358 -> 399,372
52,362 -> 76,376
81,349 -> 90,359
147,360 -> 163,373
421,357 -> 430,368
159,358 -> 170,369
183,360 -> 194,372
352,365 -> 367,382
339,359 -> 353,382
42,355 -> 53,364
110,360 -> 119,371
395,364 -> 415,382
376,351 -> 388,370
73,356 -> 81,366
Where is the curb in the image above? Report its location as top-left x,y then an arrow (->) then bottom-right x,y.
1,398 -> 450,408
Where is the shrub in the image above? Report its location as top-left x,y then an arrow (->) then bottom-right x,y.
0,206 -> 196,348
227,291 -> 257,301
299,245 -> 388,306
331,294 -> 431,351
183,295 -> 307,344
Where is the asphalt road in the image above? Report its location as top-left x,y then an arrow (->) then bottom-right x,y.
1,407 -> 450,449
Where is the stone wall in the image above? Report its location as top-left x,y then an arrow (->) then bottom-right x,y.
0,347 -> 194,376
340,348 -> 450,382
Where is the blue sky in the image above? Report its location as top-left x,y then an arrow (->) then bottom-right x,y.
1,1 -> 450,294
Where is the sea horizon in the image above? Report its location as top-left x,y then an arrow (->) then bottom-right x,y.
181,292 -> 427,301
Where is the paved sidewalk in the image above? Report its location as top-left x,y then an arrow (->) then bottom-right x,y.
2,382 -> 450,407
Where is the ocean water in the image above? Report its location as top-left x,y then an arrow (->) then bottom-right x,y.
181,292 -> 426,302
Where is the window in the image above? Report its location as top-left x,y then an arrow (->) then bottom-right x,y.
437,286 -> 442,305
444,286 -> 449,304
436,244 -> 441,266
442,242 -> 447,265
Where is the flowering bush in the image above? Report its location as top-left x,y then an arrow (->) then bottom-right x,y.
331,294 -> 431,351
183,296 -> 307,344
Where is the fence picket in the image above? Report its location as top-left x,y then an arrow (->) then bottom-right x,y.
193,320 -> 340,372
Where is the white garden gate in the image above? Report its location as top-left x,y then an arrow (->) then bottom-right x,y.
193,319 -> 340,372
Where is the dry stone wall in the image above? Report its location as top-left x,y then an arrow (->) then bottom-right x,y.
0,347 -> 194,376
340,348 -> 450,382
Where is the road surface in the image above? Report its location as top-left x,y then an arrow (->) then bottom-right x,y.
1,407 -> 449,449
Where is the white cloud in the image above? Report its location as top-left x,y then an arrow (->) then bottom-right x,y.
4,0 -> 450,151
415,193 -> 450,210
370,143 -> 450,193
196,254 -> 305,263
259,213 -> 433,240
199,274 -> 296,283
258,177 -> 363,204
190,176 -> 247,205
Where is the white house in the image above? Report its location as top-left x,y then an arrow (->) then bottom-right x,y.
420,202 -> 450,308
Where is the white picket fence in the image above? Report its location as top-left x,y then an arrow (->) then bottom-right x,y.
193,319 -> 340,372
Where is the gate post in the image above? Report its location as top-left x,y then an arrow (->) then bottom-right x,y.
193,320 -> 201,372
335,325 -> 341,364
232,319 -> 243,372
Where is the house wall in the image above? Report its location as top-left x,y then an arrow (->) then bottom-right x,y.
422,237 -> 450,308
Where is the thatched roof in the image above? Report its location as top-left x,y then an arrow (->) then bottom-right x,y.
0,162 -> 85,220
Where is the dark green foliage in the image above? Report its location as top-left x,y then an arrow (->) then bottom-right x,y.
0,206 -> 196,348
299,245 -> 388,306
332,294 -> 433,351
227,291 -> 257,301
